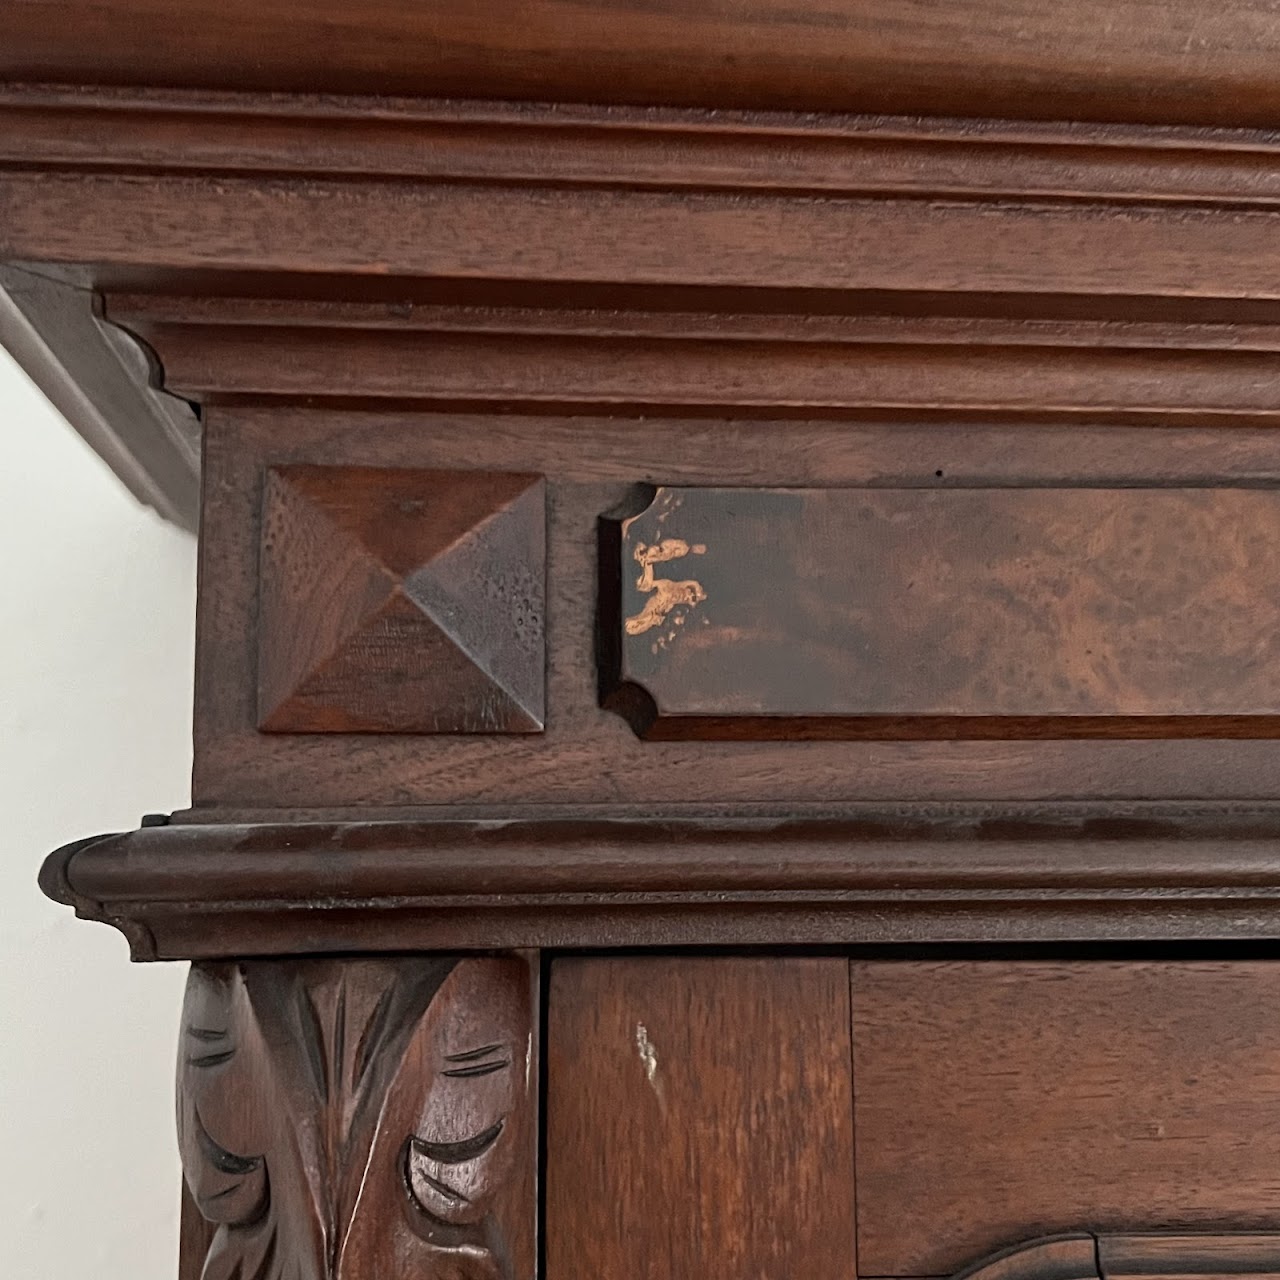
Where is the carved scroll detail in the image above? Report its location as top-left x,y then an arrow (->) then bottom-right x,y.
177,956 -> 536,1280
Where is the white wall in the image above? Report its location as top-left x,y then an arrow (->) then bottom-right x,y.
0,346 -> 195,1276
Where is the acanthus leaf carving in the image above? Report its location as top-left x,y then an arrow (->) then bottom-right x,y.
177,956 -> 536,1280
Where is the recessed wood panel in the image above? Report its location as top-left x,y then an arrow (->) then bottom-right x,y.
852,961 -> 1280,1277
546,957 -> 856,1280
602,485 -> 1280,739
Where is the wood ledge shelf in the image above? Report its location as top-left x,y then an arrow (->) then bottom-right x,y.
41,812 -> 1280,959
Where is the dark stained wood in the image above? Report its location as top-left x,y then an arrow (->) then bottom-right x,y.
19,50 -> 1280,1280
40,809 -> 1280,957
1099,1234 -> 1280,1280
177,954 -> 537,1280
186,408 -> 1280,810
8,87 -> 1280,208
954,1236 -> 1101,1280
6,1 -> 1280,130
852,961 -> 1280,1277
953,1233 -> 1280,1280
116,314 -> 1280,421
602,484 -> 1280,740
9,171 -> 1280,304
257,465 -> 545,734
178,1184 -> 215,1280
545,957 -> 855,1280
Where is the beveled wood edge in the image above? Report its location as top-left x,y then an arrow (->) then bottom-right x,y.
953,1234 -> 1099,1280
40,814 -> 1280,959
5,82 -> 1280,205
955,1232 -> 1280,1280
0,266 -> 200,529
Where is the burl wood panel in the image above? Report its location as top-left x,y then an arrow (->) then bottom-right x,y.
258,465 -> 545,733
545,957 -> 856,1280
177,955 -> 537,1280
602,485 -> 1280,740
852,961 -> 1280,1277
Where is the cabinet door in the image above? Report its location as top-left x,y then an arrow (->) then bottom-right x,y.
547,955 -> 1280,1280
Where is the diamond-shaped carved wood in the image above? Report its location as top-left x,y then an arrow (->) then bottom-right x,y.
258,465 -> 545,733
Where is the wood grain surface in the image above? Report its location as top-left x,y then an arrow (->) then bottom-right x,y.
6,0 -> 1280,129
188,409 -> 1280,809
853,960 -> 1280,1277
257,465 -> 545,733
545,956 -> 856,1280
602,484 -> 1280,739
42,809 -> 1280,957
177,954 -> 538,1280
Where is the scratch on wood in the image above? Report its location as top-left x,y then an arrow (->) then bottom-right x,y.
634,1021 -> 665,1106
625,538 -> 707,637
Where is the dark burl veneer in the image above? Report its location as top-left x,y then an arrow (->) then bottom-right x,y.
602,484 -> 1280,740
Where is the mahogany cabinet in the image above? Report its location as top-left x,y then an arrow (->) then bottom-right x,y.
10,3 -> 1280,1277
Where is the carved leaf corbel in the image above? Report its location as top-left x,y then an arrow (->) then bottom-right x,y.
177,956 -> 535,1280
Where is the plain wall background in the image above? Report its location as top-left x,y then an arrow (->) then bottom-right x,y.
1,345 -> 195,1276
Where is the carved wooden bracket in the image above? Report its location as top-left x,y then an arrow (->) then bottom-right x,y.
177,955 -> 537,1280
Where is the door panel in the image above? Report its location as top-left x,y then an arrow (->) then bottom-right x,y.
545,955 -> 856,1280
853,960 -> 1280,1276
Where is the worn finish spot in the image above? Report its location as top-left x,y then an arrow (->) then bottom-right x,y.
624,538 -> 707,637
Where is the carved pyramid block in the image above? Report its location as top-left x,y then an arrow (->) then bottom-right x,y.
258,465 -> 545,733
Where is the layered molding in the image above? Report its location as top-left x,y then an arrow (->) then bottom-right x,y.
103,292 -> 1280,421
39,808 -> 1280,958
0,264 -> 199,528
957,1233 -> 1280,1280
2,87 -> 1280,299
4,87 -> 1280,425
6,86 -> 1280,202
7,1 -> 1280,129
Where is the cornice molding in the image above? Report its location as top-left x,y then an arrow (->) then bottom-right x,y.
6,86 -> 1280,424
4,85 -> 1280,204
40,809 -> 1280,959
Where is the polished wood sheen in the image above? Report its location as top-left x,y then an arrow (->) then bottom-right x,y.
258,465 -> 545,733
545,957 -> 856,1280
184,409 -> 1280,811
955,1233 -> 1280,1280
852,961 -> 1280,1276
178,954 -> 537,1280
7,1 -> 1280,129
602,484 -> 1280,739
41,808 -> 1280,956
